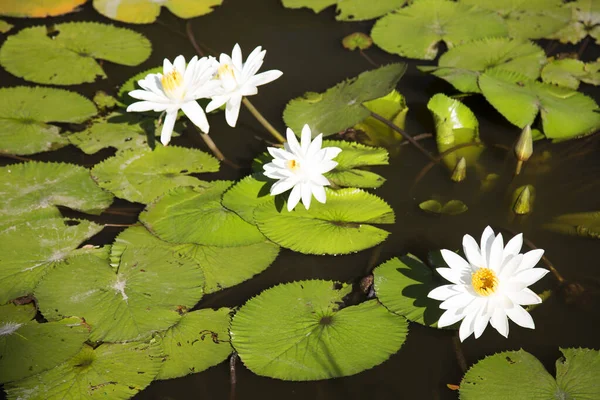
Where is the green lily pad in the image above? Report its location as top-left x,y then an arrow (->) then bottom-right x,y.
283,63 -> 407,137
93,0 -> 223,24
353,90 -> 407,149
157,308 -> 232,380
479,69 -> 600,141
0,22 -> 151,85
35,247 -> 204,342
91,146 -> 219,204
0,162 -> 114,221
114,226 -> 279,294
0,86 -> 97,155
221,174 -> 275,224
373,256 -> 445,327
140,181 -> 266,247
418,199 -> 468,215
93,91 -> 118,111
324,140 -> 389,188
371,0 -> 507,60
0,0 -> 87,17
4,340 -> 162,400
0,302 -> 36,324
541,58 -> 600,90
543,211 -> 600,238
0,316 -> 89,384
427,94 -> 482,169
342,32 -> 373,50
419,38 -> 546,93
281,0 -> 407,21
550,0 -> 600,44
0,19 -> 13,33
0,218 -> 103,304
461,0 -> 571,39
118,66 -> 162,106
460,348 -> 600,399
230,280 -> 408,380
254,188 -> 394,255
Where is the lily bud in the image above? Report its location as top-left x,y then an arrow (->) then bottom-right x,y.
515,125 -> 533,175
513,185 -> 534,215
451,157 -> 466,182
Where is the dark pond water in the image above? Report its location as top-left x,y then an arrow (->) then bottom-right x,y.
1,1 -> 600,399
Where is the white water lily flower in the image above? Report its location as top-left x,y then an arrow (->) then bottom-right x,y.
127,55 -> 220,146
206,43 -> 283,128
428,226 -> 549,341
263,125 -> 342,212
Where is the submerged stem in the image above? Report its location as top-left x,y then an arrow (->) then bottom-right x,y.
197,129 -> 240,169
229,352 -> 238,400
452,332 -> 468,373
185,21 -> 205,57
242,98 -> 285,143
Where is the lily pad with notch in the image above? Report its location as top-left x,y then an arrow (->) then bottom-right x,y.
281,0 -> 407,21
93,0 -> 223,24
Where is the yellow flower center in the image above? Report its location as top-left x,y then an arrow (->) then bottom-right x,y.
471,268 -> 498,296
218,63 -> 235,79
161,70 -> 184,99
286,159 -> 300,172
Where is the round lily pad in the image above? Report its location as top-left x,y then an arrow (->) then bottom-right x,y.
35,247 -> 204,342
0,0 -> 86,17
342,32 -> 373,50
0,218 -> 103,304
0,86 -> 97,155
93,0 -> 223,24
254,188 -> 394,255
323,140 -> 388,188
221,174 -> 276,224
373,256 -> 445,327
0,22 -> 152,85
91,146 -> 219,204
282,0 -> 407,21
140,181 -> 267,247
157,308 -> 232,380
541,58 -> 600,90
4,340 -> 162,400
230,280 -> 408,380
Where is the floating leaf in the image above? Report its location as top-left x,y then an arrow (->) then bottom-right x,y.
157,308 -> 232,380
427,94 -> 482,169
543,211 -> 600,238
550,0 -> 600,44
324,140 -> 389,188
35,246 -> 204,342
0,0 -> 86,17
460,0 -> 570,39
221,174 -> 275,224
371,0 -> 507,60
92,91 -> 118,111
93,0 -> 223,24
342,32 -> 373,50
0,218 -> 102,304
0,303 -> 36,324
281,0 -> 407,21
254,188 -> 394,255
118,66 -> 163,106
0,19 -> 13,33
353,90 -> 407,149
419,199 -> 468,215
479,69 -> 600,141
0,87 -> 97,155
230,280 -> 408,380
91,146 -> 219,204
4,340 -> 162,400
0,22 -> 152,85
0,162 -> 113,221
419,38 -> 546,93
114,226 -> 279,294
141,182 -> 266,247
283,63 -> 407,137
373,256 -> 445,327
460,348 -> 600,399
0,316 -> 89,384
541,58 -> 600,90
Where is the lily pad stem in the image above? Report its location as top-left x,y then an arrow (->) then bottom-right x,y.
194,127 -> 239,169
368,110 -> 438,164
229,352 -> 238,400
242,98 -> 286,143
452,331 -> 467,373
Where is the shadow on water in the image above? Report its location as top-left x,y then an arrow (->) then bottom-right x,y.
1,0 -> 600,399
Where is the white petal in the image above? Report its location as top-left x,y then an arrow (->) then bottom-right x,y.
248,69 -> 283,87
300,124 -> 312,154
300,183 -> 313,209
183,55 -> 198,83
225,95 -> 243,127
306,134 -> 323,158
138,74 -> 163,95
440,249 -> 471,272
312,185 -> 327,203
160,110 -> 177,146
312,174 -> 330,187
163,58 -> 173,74
462,234 -> 483,268
287,184 -> 302,211
286,128 -> 302,155
205,96 -> 229,113
173,55 -> 186,75
490,307 -> 509,338
507,288 -> 542,305
270,179 -> 296,196
436,267 -> 465,285
181,101 -> 209,133
516,249 -> 545,273
459,310 -> 477,341
513,268 -> 549,286
268,147 -> 294,161
480,226 -> 496,267
242,46 -> 265,80
503,233 -> 523,261
499,254 -> 523,279
239,85 -> 258,97
428,285 -> 459,301
437,308 -> 465,328
127,101 -> 169,113
473,311 -> 491,339
323,146 -> 342,160
505,304 -> 535,329
128,89 -> 169,103
231,43 -> 243,71
488,233 -> 504,273
316,160 -> 338,174
440,293 -> 474,310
